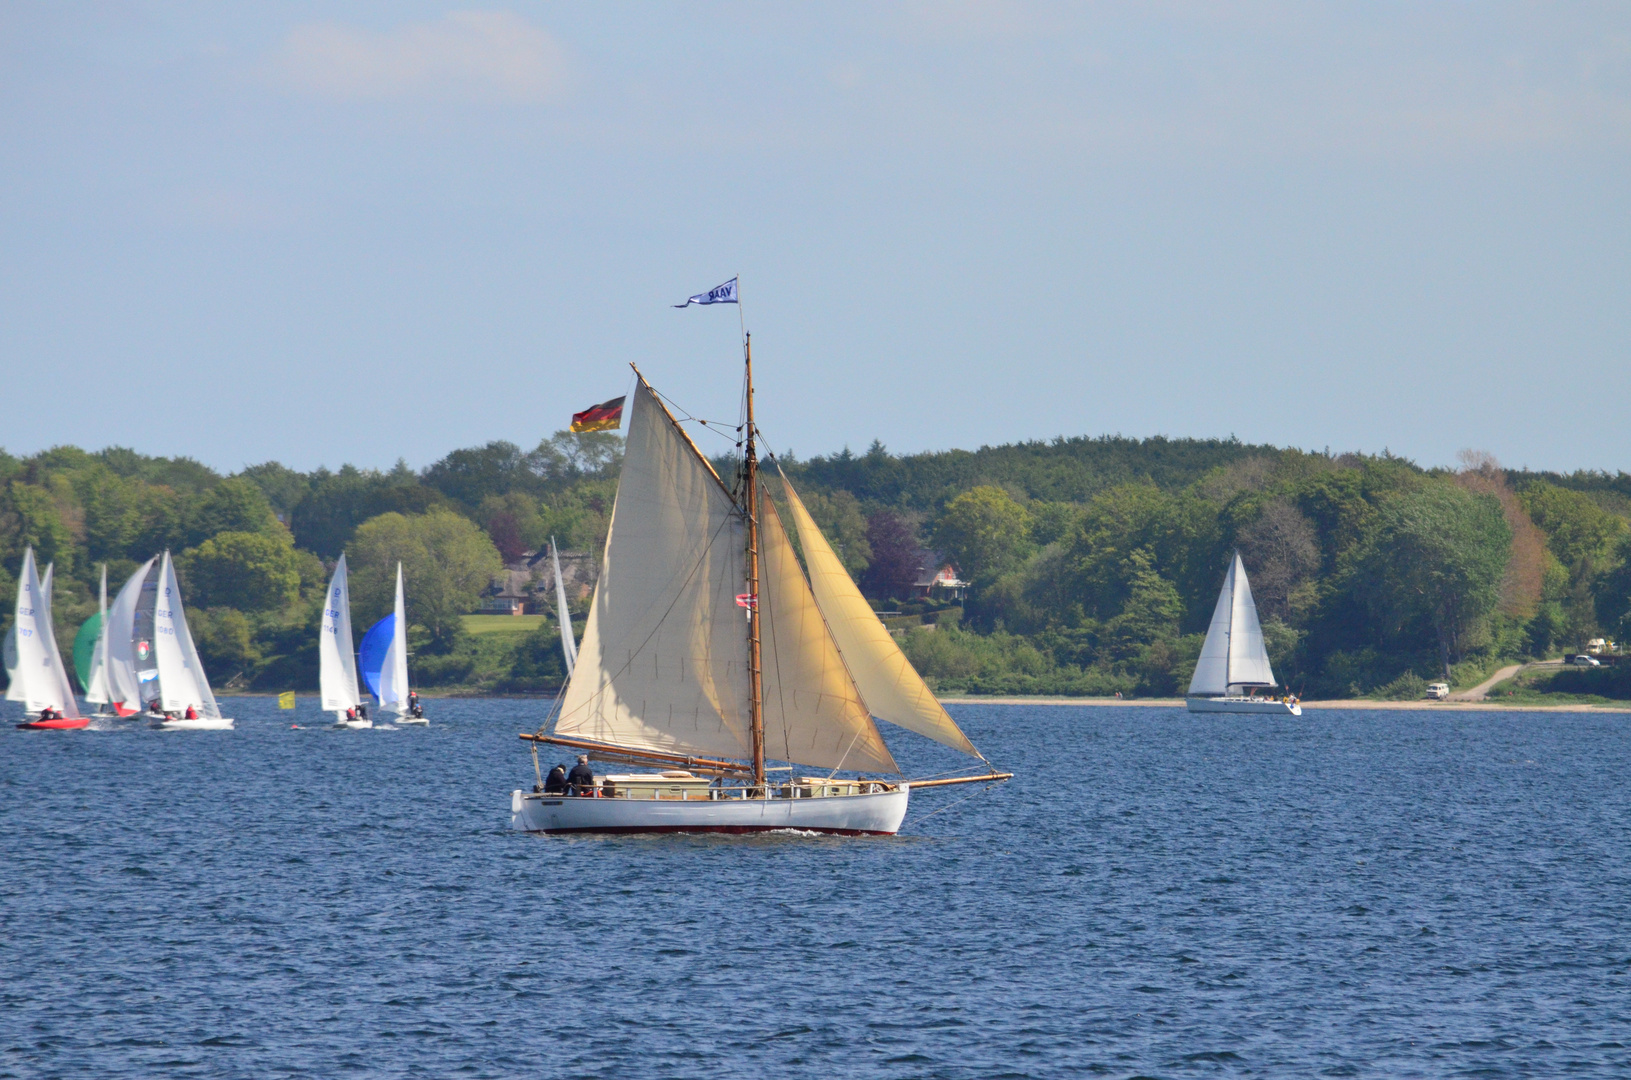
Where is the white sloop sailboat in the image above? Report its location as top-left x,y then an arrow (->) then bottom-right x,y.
1186,551 -> 1301,715
149,551 -> 234,729
10,548 -> 88,729
320,554 -> 369,728
511,348 -> 1009,836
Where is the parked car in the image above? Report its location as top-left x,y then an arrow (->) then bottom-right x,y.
1424,682 -> 1450,700
1571,654 -> 1602,667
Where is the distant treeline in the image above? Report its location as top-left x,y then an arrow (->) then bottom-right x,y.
3,433 -> 1630,699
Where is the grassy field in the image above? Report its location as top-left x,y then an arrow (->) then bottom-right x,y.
461,615 -> 545,635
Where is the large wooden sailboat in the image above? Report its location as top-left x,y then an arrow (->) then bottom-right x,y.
511,342 -> 1009,835
1186,551 -> 1301,715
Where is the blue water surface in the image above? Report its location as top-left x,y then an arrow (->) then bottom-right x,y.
2,700 -> 1629,1078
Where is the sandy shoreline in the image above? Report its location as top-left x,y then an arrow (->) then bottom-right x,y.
939,696 -> 1631,713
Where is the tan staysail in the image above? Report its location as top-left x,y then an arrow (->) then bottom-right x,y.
553,378 -> 754,761
779,471 -> 985,760
758,491 -> 898,774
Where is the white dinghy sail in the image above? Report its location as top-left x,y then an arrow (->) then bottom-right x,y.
319,554 -> 362,723
106,557 -> 157,714
1187,551 -> 1300,715
514,351 -> 1009,836
151,551 -> 234,729
550,537 -> 577,676
83,565 -> 114,712
8,548 -> 85,726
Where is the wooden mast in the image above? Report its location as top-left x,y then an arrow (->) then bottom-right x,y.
744,333 -> 766,788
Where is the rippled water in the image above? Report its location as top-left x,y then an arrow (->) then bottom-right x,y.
3,700 -> 1629,1078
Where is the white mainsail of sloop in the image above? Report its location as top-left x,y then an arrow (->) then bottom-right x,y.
551,376 -> 897,775
106,557 -> 157,709
1188,551 -> 1276,697
85,565 -> 113,705
779,469 -> 985,761
376,563 -> 411,715
6,548 -> 81,715
152,551 -> 223,718
550,537 -> 577,676
319,553 -> 361,715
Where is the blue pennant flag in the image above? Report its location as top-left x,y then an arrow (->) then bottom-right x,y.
673,277 -> 738,307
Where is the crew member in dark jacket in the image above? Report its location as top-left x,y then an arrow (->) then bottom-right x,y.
566,755 -> 596,795
544,764 -> 568,794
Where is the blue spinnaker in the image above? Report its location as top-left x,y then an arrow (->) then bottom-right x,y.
358,614 -> 395,702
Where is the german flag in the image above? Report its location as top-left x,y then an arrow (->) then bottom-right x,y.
571,396 -> 625,433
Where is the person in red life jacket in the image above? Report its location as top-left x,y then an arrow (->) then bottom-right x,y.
184,704 -> 199,720
344,706 -> 357,722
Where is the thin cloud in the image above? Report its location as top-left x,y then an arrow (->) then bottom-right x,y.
270,10 -> 567,103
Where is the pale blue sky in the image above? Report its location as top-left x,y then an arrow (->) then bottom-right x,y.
3,2 -> 1629,474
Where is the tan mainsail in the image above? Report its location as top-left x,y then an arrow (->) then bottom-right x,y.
758,491 -> 898,774
554,379 -> 754,761
779,470 -> 984,760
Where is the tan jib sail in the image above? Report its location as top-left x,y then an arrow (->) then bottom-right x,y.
553,377 -> 755,761
758,490 -> 897,774
779,470 -> 984,760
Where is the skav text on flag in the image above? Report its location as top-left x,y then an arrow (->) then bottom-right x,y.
673,278 -> 738,307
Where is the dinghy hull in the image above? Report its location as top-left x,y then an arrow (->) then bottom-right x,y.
510,785 -> 910,836
156,716 -> 235,729
1187,696 -> 1302,716
17,717 -> 91,730
396,716 -> 428,726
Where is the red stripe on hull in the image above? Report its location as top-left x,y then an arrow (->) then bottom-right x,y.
17,718 -> 91,730
535,825 -> 895,836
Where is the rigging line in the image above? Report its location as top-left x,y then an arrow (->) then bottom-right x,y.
902,778 -> 1005,830
647,387 -> 740,444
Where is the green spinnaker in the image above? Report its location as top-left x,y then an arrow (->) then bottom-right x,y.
73,611 -> 102,693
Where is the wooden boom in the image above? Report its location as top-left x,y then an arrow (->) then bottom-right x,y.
905,772 -> 1015,790
520,733 -> 753,777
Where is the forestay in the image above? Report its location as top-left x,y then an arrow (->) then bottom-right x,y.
780,471 -> 984,760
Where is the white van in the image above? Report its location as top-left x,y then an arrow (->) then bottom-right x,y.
1424,682 -> 1450,700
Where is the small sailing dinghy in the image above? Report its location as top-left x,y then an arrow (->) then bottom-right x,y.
320,554 -> 371,728
512,347 -> 1010,836
11,548 -> 89,729
359,564 -> 424,725
76,564 -> 139,718
1186,551 -> 1301,715
107,558 -> 158,718
147,552 -> 235,729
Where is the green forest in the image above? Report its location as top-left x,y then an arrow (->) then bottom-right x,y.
5,430 -> 1631,702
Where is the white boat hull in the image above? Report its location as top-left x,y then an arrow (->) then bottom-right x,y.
396,716 -> 427,725
1187,696 -> 1302,716
333,718 -> 373,729
510,785 -> 910,836
156,716 -> 235,729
